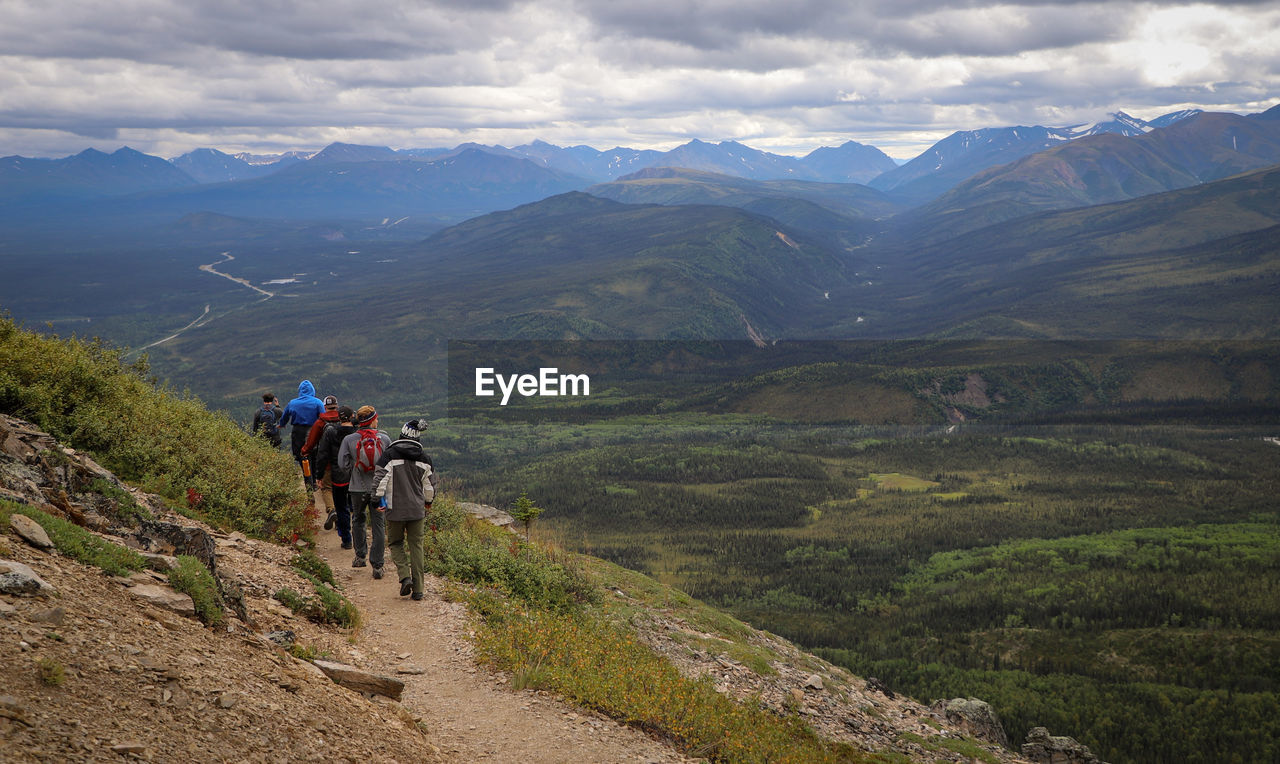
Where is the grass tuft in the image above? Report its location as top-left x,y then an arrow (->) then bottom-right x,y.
36,656 -> 66,687
167,554 -> 224,627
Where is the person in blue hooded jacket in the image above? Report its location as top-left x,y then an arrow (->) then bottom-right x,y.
277,380 -> 325,471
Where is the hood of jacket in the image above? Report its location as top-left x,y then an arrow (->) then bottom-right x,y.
383,438 -> 427,464
298,380 -> 315,397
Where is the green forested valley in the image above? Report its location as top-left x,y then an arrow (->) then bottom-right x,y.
436,418 -> 1280,763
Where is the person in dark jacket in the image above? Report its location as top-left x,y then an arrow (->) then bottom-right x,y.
277,380 -> 325,475
372,419 -> 437,601
315,405 -> 356,549
340,406 -> 391,578
251,392 -> 281,448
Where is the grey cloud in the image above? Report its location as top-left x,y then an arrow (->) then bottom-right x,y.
0,0 -> 518,62
574,0 -> 1226,57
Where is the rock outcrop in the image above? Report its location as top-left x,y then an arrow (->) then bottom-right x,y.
931,696 -> 1011,748
1022,726 -> 1104,764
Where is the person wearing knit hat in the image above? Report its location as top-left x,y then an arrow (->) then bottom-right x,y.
340,406 -> 391,577
372,416 -> 439,600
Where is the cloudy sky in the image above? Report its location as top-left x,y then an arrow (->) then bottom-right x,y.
1,0 -> 1277,160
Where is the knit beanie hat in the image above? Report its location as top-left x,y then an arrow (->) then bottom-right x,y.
401,419 -> 424,440
355,405 -> 377,426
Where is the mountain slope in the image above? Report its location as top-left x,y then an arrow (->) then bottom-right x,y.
95,148 -> 592,223
869,110 -> 1204,204
0,147 -> 198,202
904,110 -> 1280,239
142,192 -> 859,409
586,167 -> 902,246
800,140 -> 899,183
170,148 -> 280,183
860,164 -> 1280,338
392,191 -> 856,339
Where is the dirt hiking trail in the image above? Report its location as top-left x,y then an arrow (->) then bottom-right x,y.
313,525 -> 696,764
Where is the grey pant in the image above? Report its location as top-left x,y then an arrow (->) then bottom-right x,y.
387,517 -> 425,596
349,491 -> 385,568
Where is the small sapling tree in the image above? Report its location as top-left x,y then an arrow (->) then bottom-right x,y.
510,491 -> 544,542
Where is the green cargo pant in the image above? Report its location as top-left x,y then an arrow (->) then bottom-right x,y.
386,517 -> 425,597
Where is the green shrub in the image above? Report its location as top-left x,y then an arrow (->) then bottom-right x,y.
86,478 -> 152,524
36,657 -> 66,687
1,501 -> 145,577
425,513 -> 597,612
0,318 -> 306,540
167,555 -> 224,627
274,577 -> 361,629
274,587 -> 307,613
290,549 -> 337,588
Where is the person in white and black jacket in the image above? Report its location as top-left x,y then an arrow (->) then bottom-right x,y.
372,419 -> 438,601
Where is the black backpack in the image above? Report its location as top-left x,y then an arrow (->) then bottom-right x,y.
255,407 -> 280,441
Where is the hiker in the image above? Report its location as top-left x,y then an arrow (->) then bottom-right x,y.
315,405 -> 357,550
277,380 -> 325,483
340,405 -> 391,578
301,395 -> 342,526
251,392 -> 282,448
372,418 -> 438,601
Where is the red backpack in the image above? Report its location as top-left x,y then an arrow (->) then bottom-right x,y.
355,429 -> 383,473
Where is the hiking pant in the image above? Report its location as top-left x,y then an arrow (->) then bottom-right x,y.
313,473 -> 335,516
387,517 -> 425,597
350,491 -> 385,568
332,482 -> 351,545
290,425 -> 310,465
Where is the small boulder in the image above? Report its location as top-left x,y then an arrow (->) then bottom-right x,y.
804,673 -> 825,690
1022,726 -> 1101,764
129,584 -> 196,618
264,630 -> 296,647
0,560 -> 57,597
8,514 -> 53,550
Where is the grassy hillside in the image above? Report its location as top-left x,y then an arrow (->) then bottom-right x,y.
0,317 -> 306,538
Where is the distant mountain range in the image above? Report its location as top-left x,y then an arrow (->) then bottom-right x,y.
3,106 -> 1275,224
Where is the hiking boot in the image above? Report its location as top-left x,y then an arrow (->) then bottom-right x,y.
351,557 -> 367,568
372,567 -> 384,580
323,511 -> 337,530
411,592 -> 424,601
399,578 -> 412,597
340,540 -> 352,550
